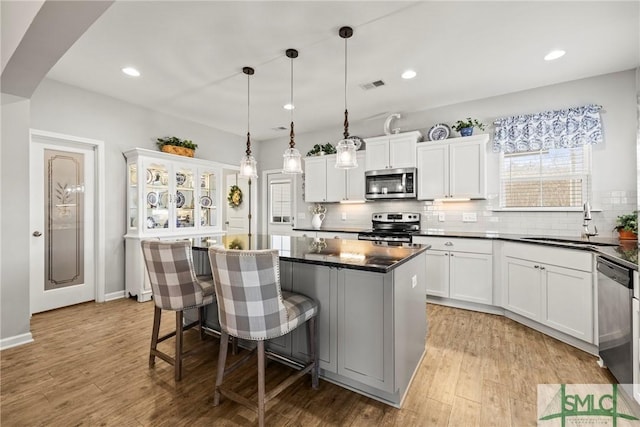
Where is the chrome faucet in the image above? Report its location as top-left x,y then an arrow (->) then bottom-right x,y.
582,201 -> 598,239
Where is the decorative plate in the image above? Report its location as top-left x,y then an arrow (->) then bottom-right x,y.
146,169 -> 154,184
146,216 -> 156,229
176,172 -> 186,186
200,195 -> 212,208
428,123 -> 451,141
147,191 -> 158,207
159,192 -> 169,208
175,191 -> 185,208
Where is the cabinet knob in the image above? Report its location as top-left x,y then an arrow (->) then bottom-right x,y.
32,231 -> 42,237
450,253 -> 454,257
445,241 -> 453,246
540,266 -> 546,270
534,265 -> 540,269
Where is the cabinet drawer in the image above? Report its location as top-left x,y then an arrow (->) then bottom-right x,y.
503,242 -> 592,272
414,236 -> 492,254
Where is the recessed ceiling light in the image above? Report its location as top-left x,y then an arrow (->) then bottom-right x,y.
283,103 -> 295,110
544,50 -> 566,61
122,67 -> 141,77
401,70 -> 417,79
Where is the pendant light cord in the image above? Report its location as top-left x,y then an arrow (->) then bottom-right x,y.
289,55 -> 295,149
246,71 -> 251,156
343,35 -> 350,139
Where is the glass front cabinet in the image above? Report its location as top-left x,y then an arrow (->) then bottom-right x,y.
124,148 -> 224,301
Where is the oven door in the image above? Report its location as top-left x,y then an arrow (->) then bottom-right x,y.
365,168 -> 416,199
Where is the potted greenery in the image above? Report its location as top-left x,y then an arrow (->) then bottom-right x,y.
156,136 -> 198,157
306,143 -> 336,156
451,118 -> 485,137
614,211 -> 638,240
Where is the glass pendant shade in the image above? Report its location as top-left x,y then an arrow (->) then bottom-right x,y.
335,138 -> 358,169
240,153 -> 257,178
282,147 -> 302,174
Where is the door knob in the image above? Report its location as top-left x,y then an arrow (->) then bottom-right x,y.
33,231 -> 42,237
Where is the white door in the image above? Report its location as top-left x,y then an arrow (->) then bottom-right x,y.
265,171 -> 296,235
225,173 -> 254,249
30,137 -> 96,313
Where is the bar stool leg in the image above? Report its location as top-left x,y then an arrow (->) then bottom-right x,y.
308,316 -> 319,389
175,310 -> 184,381
149,306 -> 161,367
199,306 -> 206,340
214,331 -> 229,406
257,340 -> 266,427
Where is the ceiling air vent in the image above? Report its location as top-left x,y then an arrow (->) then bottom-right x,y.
360,80 -> 385,90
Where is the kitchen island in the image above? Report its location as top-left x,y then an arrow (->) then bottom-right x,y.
191,235 -> 429,407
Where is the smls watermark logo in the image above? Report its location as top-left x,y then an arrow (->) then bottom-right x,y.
538,384 -> 640,426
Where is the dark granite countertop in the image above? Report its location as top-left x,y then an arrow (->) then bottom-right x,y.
191,234 -> 428,273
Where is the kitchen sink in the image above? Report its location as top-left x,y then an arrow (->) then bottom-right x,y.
520,237 -> 618,247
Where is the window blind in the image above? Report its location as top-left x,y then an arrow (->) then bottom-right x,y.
500,146 -> 591,208
270,180 -> 292,223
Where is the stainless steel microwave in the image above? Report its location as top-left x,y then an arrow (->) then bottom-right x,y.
365,167 -> 417,200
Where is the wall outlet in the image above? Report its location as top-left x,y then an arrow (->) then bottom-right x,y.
438,212 -> 445,222
341,212 -> 347,221
463,212 -> 477,222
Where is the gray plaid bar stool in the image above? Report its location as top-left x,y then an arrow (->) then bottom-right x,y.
208,247 -> 319,427
141,240 -> 215,381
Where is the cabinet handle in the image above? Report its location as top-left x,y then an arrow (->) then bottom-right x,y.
540,266 -> 546,270
445,241 -> 453,246
534,265 -> 540,269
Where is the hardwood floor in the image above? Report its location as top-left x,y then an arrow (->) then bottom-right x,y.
1,299 -> 616,426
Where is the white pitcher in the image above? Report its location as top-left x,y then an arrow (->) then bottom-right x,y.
311,213 -> 325,230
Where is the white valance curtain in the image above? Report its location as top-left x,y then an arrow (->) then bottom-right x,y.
492,104 -> 603,153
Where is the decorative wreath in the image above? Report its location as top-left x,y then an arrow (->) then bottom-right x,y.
227,185 -> 243,208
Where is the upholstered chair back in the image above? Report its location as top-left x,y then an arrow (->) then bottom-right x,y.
208,247 -> 289,341
141,240 -> 207,310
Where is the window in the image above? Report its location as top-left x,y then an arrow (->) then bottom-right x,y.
269,179 -> 292,223
500,145 -> 591,209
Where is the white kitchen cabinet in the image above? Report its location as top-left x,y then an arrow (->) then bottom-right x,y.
364,131 -> 422,171
417,134 -> 488,200
123,148 -> 225,301
501,242 -> 594,343
304,152 -> 365,203
303,156 -> 327,202
414,237 -> 493,305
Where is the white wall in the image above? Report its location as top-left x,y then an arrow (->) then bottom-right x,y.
258,69 -> 638,237
30,78 -> 251,295
1,94 -> 32,346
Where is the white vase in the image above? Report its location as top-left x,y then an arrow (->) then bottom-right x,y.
311,213 -> 325,230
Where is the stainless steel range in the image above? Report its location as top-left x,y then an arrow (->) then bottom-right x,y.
357,212 -> 421,243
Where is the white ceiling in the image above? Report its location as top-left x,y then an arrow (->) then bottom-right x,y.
46,1 -> 639,141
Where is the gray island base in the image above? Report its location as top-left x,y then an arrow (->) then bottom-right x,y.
191,235 -> 429,407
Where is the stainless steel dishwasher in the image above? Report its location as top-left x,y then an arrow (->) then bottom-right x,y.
598,255 -> 634,388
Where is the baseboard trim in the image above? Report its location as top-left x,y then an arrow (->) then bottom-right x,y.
0,332 -> 34,351
104,290 -> 126,301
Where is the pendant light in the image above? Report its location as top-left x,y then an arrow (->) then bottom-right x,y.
335,26 -> 359,169
282,48 -> 303,174
239,66 -> 258,178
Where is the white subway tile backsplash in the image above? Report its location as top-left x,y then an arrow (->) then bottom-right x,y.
300,189 -> 635,237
